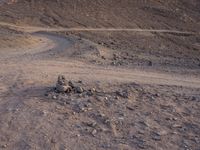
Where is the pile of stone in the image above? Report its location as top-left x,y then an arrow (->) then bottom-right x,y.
56,75 -> 84,94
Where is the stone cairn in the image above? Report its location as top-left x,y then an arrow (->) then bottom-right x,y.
56,75 -> 84,94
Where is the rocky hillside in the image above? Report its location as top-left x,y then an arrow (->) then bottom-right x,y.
0,0 -> 199,31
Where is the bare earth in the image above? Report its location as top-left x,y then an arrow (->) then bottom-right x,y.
0,0 -> 200,150
0,24 -> 200,150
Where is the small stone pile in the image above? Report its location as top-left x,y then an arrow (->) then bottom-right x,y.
56,75 -> 84,94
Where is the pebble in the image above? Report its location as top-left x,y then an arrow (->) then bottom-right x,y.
51,138 -> 56,143
75,86 -> 84,93
92,129 -> 97,136
101,56 -> 106,60
138,130 -> 145,135
116,90 -> 129,98
151,132 -> 161,141
1,145 -> 7,148
52,95 -> 57,99
86,122 -> 97,127
173,124 -> 182,128
127,106 -> 134,111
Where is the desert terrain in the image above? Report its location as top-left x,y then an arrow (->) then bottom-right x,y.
0,0 -> 200,150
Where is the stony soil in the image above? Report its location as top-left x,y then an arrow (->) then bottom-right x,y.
0,1 -> 200,150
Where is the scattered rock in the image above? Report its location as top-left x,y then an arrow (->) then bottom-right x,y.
126,106 -> 134,111
133,137 -> 147,149
191,96 -> 196,101
55,76 -> 86,94
1,144 -> 7,148
137,142 -> 146,149
148,61 -> 153,66
104,97 -> 108,100
138,130 -> 145,135
76,134 -> 81,137
57,75 -> 66,85
90,88 -> 96,93
72,101 -> 91,113
56,75 -> 72,93
74,86 -> 84,93
68,81 -> 75,88
52,95 -> 57,100
113,54 -> 118,60
56,84 -> 72,93
50,138 -> 56,144
151,132 -> 161,141
116,90 -> 129,98
138,121 -> 149,128
85,121 -> 97,128
101,56 -> 106,60
73,104 -> 85,113
92,129 -> 97,136
111,61 -> 117,65
173,124 -> 182,128
154,93 -> 159,97
86,88 -> 96,96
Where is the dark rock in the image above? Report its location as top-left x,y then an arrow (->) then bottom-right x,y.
68,80 -> 75,88
85,121 -> 97,128
101,56 -> 106,60
56,75 -> 72,93
151,132 -> 161,141
116,90 -> 129,98
78,80 -> 83,83
73,101 -> 90,113
56,84 -> 72,93
87,88 -> 96,96
75,86 -> 84,93
57,75 -> 66,85
73,104 -> 85,113
113,54 -> 118,60
134,138 -> 147,149
137,143 -> 146,149
50,138 -> 56,144
126,106 -> 134,111
148,61 -> 153,66
191,96 -> 196,101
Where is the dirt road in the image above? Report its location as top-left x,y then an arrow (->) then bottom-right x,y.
0,0 -> 200,149
1,23 -> 200,150
0,22 -> 198,35
0,27 -> 200,89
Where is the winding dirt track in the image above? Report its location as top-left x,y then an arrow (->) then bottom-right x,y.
0,23 -> 200,149
0,22 -> 199,35
0,23 -> 200,90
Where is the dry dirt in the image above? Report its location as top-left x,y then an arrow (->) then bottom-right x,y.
0,1 -> 200,150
